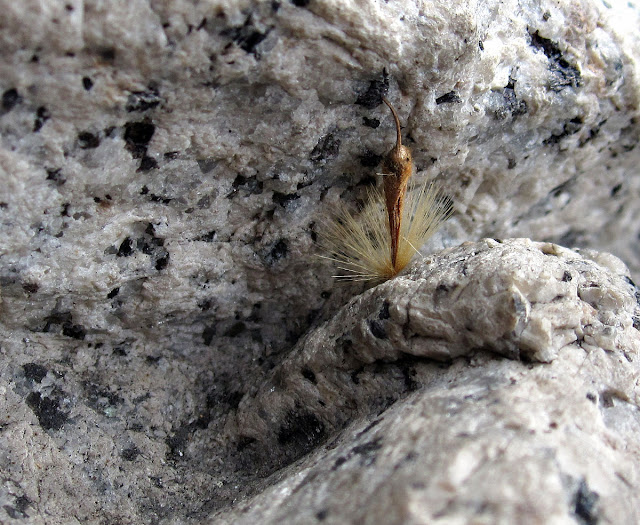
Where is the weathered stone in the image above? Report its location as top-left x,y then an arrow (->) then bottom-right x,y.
216,239 -> 640,523
0,0 -> 639,522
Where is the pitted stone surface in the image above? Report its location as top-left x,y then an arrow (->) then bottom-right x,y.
216,350 -> 640,524
1,0 -> 640,523
0,0 -> 639,356
213,245 -> 640,524
226,239 -> 640,478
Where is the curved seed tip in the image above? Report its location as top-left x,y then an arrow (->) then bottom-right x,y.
382,96 -> 402,148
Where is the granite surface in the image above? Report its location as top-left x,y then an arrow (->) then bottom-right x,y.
0,0 -> 639,523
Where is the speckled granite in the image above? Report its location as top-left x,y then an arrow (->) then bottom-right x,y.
0,0 -> 639,523
213,239 -> 640,523
2,238 -> 640,524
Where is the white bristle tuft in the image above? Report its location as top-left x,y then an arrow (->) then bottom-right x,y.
319,180 -> 452,282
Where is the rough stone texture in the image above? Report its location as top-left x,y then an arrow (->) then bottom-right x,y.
212,238 -> 640,524
1,0 -> 640,355
3,238 -> 640,523
1,0 -> 640,523
219,353 -> 640,524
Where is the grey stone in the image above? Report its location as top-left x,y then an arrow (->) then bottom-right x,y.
0,0 -> 639,356
213,239 -> 640,523
0,0 -> 639,523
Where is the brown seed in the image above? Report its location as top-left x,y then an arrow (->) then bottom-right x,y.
381,97 -> 413,271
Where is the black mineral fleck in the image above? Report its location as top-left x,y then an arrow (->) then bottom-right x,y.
379,301 -> 390,319
529,30 -> 582,91
224,322 -> 246,337
117,237 -> 134,257
25,392 -> 67,431
121,446 -> 141,461
98,47 -> 116,61
2,88 -> 21,112
124,120 -> 155,158
22,363 -> 48,383
351,437 -> 382,466
202,325 -> 217,346
4,495 -> 31,519
362,116 -> 380,128
272,191 -> 299,207
62,322 -> 86,340
497,76 -> 528,119
22,282 -> 39,294
263,239 -> 288,265
155,253 -> 169,270
543,117 -> 583,146
310,133 -> 341,164
33,106 -> 51,132
228,174 -> 263,197
78,131 -> 100,149
355,71 -> 389,109
436,91 -> 461,104
359,149 -> 382,168
137,155 -> 158,172
573,479 -> 600,525
223,16 -> 269,56
46,168 -> 65,184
